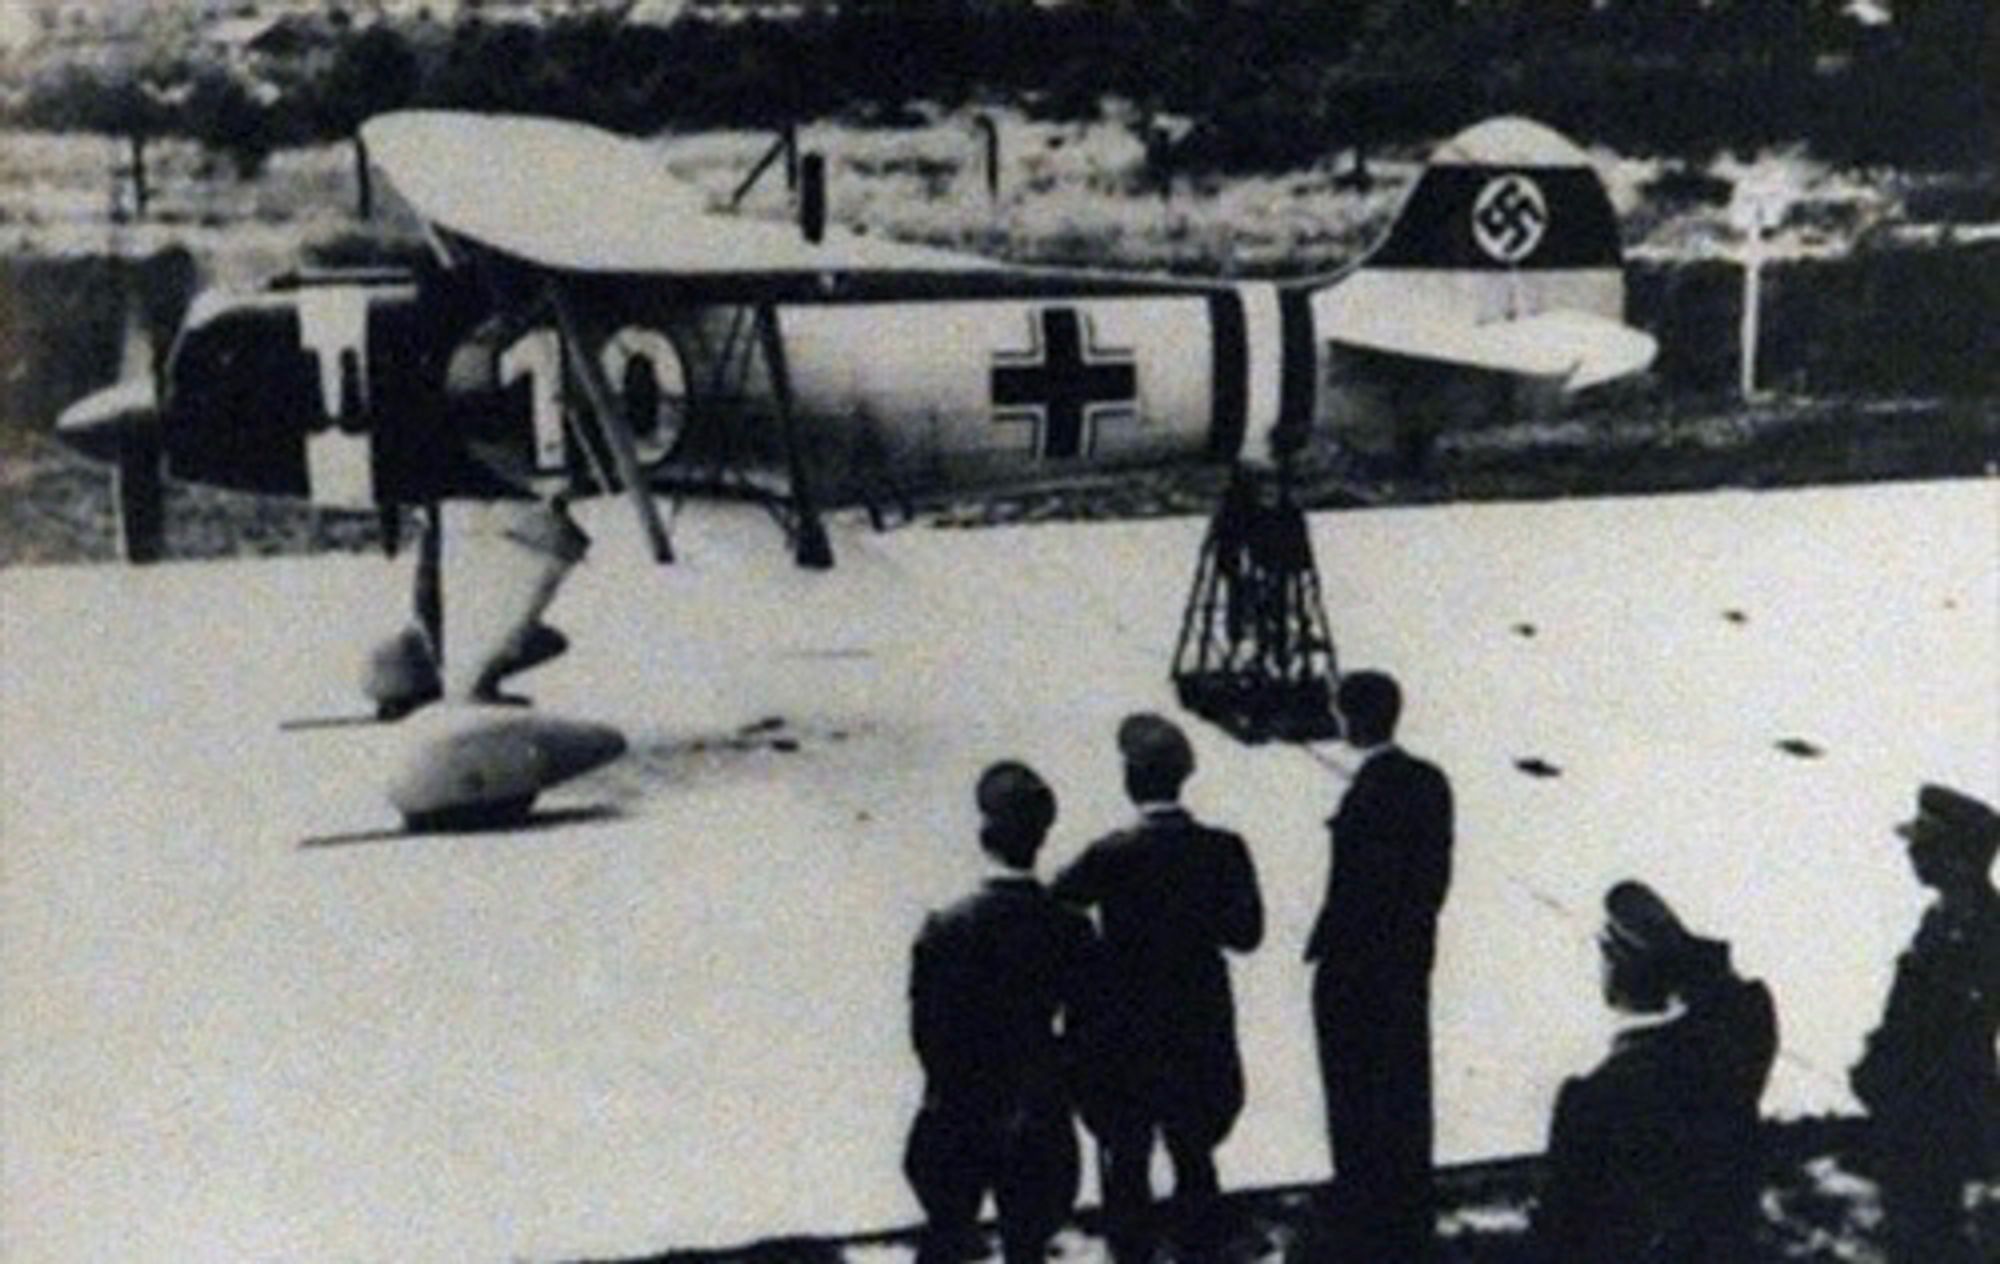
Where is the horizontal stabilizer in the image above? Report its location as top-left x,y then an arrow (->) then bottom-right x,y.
1318,287 -> 1656,391
1527,309 -> 1660,390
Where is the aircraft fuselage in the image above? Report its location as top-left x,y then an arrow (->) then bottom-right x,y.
143,265 -> 1594,513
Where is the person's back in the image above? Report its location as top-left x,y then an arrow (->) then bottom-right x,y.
1060,805 -> 1262,1029
912,877 -> 1096,1111
1666,968 -> 1779,1259
1313,745 -> 1453,975
1856,885 -> 2000,1119
1303,670 -> 1456,1264
1051,713 -> 1262,1261
904,762 -> 1098,1264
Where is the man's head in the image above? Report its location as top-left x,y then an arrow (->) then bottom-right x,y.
976,760 -> 1057,871
1117,712 -> 1194,805
1336,670 -> 1402,748
1896,783 -> 1998,893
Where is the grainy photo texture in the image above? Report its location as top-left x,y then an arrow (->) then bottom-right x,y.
1,4 -> 1993,1263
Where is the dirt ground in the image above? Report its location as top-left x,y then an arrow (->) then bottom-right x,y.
600,1119 -> 1995,1264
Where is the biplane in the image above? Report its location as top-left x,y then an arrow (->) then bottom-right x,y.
56,111 -> 1656,828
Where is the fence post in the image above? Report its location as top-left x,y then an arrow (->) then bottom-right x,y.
1731,186 -> 1784,401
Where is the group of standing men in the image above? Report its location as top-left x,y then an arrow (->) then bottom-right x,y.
901,672 -> 1998,1264
902,670 -> 1454,1264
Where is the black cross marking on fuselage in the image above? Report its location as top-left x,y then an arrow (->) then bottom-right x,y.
991,307 -> 1137,459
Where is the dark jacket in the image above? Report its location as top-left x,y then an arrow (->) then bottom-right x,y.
909,874 -> 1100,1115
1305,745 -> 1455,1261
1851,887 -> 2000,1170
1540,972 -> 1779,1264
906,874 -> 1100,1252
1053,804 -> 1263,1142
1306,746 -> 1453,978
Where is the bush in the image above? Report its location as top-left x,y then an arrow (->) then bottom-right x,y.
1628,242 -> 1999,398
1,2 -> 1990,178
1641,166 -> 1736,212
182,69 -> 274,178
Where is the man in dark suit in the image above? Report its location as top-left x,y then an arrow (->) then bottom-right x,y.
905,762 -> 1101,1264
1304,670 -> 1454,1262
1850,784 -> 1998,1264
1537,881 -> 1779,1263
1054,713 -> 1264,1261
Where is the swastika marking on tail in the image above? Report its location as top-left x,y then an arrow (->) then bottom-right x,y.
1472,175 -> 1549,263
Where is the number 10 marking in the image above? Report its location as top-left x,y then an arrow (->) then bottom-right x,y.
496,325 -> 686,476
498,326 -> 567,473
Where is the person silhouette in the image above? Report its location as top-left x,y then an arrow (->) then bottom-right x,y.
1304,670 -> 1454,1262
1850,784 -> 1999,1264
1537,881 -> 1778,1263
1054,713 -> 1263,1261
905,762 -> 1100,1264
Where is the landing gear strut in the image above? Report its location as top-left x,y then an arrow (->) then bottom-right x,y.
1172,467 -> 1343,744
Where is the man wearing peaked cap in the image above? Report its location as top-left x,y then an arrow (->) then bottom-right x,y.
1055,712 -> 1263,1261
904,761 -> 1100,1264
1538,881 -> 1778,1263
1895,782 -> 2000,856
1852,784 -> 1999,1264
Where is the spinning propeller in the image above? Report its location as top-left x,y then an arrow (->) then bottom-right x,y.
57,285 -> 168,563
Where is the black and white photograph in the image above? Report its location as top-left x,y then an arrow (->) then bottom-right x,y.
0,2 -> 1992,1261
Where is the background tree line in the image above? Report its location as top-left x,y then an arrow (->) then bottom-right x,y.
0,0 -> 1989,176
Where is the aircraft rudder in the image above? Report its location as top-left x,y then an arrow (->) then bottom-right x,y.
1364,116 -> 1624,275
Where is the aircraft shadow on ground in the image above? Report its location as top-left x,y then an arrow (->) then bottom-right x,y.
297,803 -> 626,850
582,715 -> 864,801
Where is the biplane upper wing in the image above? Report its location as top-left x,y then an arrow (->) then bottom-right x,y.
362,111 -> 1005,280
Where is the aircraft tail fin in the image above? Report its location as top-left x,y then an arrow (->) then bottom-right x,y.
1315,116 -> 1655,392
1365,116 -> 1625,279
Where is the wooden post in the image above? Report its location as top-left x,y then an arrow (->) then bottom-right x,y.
798,151 -> 825,244
128,132 -> 148,220
1731,188 -> 1780,401
1739,232 -> 1763,400
974,113 -> 999,204
353,132 -> 374,220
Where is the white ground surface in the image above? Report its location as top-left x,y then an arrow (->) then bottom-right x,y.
3,480 -> 1995,1263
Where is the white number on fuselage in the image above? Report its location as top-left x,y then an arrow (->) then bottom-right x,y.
498,326 -> 566,473
499,325 -> 688,474
599,326 -> 686,466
